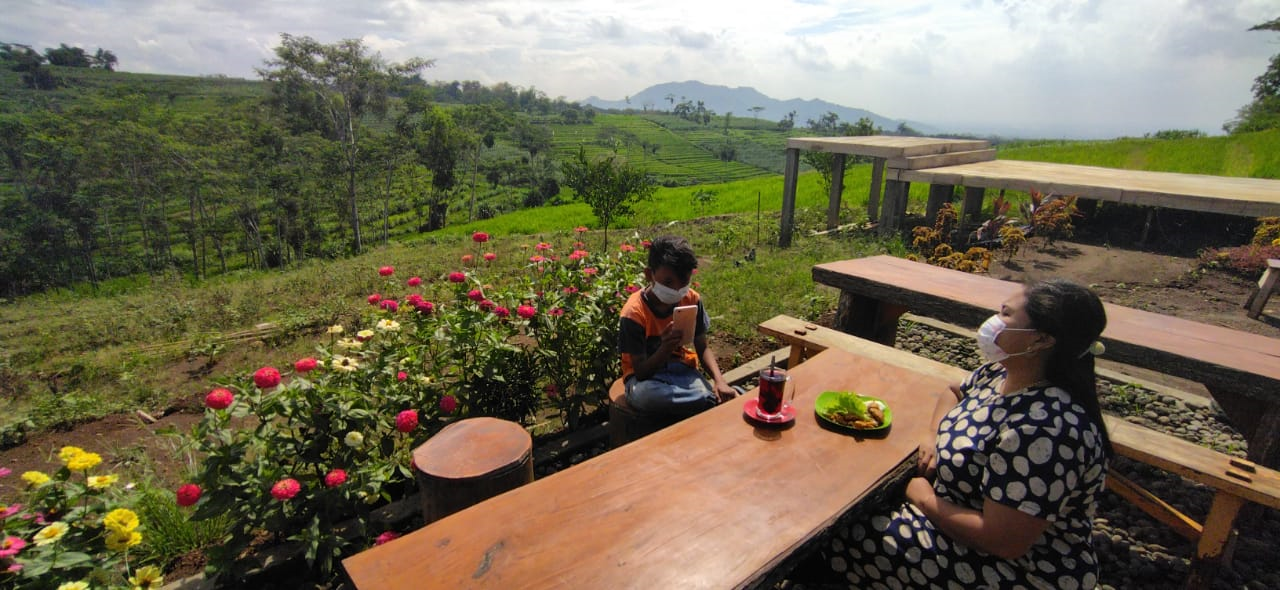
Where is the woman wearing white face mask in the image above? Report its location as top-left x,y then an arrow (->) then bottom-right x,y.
802,279 -> 1111,590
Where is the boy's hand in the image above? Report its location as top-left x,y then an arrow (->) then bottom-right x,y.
658,323 -> 683,350
713,380 -> 737,402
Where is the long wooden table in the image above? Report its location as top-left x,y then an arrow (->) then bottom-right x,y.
812,255 -> 1280,467
342,348 -> 945,589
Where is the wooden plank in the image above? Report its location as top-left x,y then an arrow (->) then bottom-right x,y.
827,153 -> 846,230
925,184 -> 954,225
779,147 -> 800,248
960,186 -> 986,231
885,149 -> 997,171
878,181 -> 910,235
1186,493 -> 1246,590
1105,470 -> 1203,541
1247,261 -> 1279,319
343,348 -> 945,590
868,158 -> 885,222
721,346 -> 792,386
785,135 -> 990,160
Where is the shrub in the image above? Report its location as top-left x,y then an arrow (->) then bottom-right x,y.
1021,190 -> 1080,246
1251,216 -> 1280,246
907,204 -> 991,273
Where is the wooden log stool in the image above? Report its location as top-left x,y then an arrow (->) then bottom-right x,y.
1244,258 -> 1280,319
412,417 -> 533,525
607,378 -> 682,448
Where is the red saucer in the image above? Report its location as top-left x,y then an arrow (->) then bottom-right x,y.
743,398 -> 796,424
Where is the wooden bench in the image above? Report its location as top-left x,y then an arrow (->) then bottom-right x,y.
759,314 -> 1280,590
812,255 -> 1280,469
1244,258 -> 1280,319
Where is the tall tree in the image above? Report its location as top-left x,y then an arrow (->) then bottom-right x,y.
1227,17 -> 1280,133
561,147 -> 656,248
258,33 -> 432,253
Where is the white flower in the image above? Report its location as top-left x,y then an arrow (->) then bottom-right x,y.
357,329 -> 375,341
337,338 -> 363,350
376,319 -> 401,332
331,355 -> 360,372
326,325 -> 344,335
344,431 -> 365,448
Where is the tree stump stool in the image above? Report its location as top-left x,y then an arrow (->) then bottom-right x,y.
413,417 -> 533,525
607,378 -> 681,448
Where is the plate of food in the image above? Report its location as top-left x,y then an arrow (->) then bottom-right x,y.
814,391 -> 892,432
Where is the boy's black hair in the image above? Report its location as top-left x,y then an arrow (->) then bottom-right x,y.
647,235 -> 698,280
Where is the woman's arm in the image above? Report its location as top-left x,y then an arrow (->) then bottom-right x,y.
917,382 -> 963,478
905,478 -> 1051,561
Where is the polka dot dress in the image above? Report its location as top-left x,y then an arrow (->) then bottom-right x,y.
827,363 -> 1108,589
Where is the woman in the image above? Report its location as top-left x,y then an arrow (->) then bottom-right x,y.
823,279 -> 1111,589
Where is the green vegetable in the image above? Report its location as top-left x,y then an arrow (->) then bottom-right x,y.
824,391 -> 868,419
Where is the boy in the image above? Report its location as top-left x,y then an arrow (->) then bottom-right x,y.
618,235 -> 736,415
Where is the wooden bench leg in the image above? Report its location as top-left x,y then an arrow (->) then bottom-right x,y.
877,180 -> 910,237
1185,492 -> 1245,590
867,158 -> 885,223
1246,265 -> 1278,319
833,291 -> 908,346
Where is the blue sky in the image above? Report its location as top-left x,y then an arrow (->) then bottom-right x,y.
2,0 -> 1277,138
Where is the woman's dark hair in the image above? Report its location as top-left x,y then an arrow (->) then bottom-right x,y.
647,235 -> 698,280
1023,279 -> 1112,457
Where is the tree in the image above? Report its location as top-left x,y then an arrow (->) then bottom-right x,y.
1227,17 -> 1280,133
258,33 -> 432,253
411,106 -> 467,231
92,48 -> 118,71
561,147 -> 656,248
748,106 -> 764,121
44,43 -> 90,67
454,103 -> 510,221
2,43 -> 56,90
803,115 -> 880,198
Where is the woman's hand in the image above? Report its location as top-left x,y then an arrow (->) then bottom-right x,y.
916,442 -> 937,479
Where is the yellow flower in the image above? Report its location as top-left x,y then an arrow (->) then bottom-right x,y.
376,319 -> 400,332
129,565 -> 164,589
58,446 -> 86,463
105,530 -> 142,551
337,338 -> 362,350
326,324 -> 344,334
88,474 -> 119,489
331,355 -> 360,373
21,471 -> 50,487
57,582 -> 89,590
103,508 -> 139,534
66,451 -> 102,472
33,521 -> 69,545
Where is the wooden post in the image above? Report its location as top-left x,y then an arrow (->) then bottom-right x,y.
413,417 -> 534,525
827,153 -> 846,230
878,180 -> 910,237
779,147 -> 800,248
833,291 -> 908,346
867,158 -> 885,223
1185,492 -> 1245,590
1244,259 -> 1279,319
925,184 -> 954,226
960,186 -> 986,231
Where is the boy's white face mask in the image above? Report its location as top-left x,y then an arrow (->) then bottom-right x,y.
650,282 -> 690,305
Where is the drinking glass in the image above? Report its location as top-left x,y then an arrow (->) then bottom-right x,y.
757,367 -> 790,421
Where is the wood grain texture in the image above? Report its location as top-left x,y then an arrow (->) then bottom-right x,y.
343,348 -> 945,590
785,135 -> 990,159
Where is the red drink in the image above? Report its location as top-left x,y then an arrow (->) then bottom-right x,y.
758,368 -> 787,416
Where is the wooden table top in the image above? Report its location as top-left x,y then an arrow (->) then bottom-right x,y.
813,255 -> 1280,400
342,348 -> 946,589
785,135 -> 991,159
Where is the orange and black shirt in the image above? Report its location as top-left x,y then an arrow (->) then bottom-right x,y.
618,289 -> 708,381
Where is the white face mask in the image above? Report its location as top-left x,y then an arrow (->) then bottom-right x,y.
976,314 -> 1040,362
649,282 -> 690,305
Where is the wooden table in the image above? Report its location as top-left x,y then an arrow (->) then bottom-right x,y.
342,348 -> 946,589
812,255 -> 1280,467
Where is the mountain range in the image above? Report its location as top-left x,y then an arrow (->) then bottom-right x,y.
582,80 -> 937,134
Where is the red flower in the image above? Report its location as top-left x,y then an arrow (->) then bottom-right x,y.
562,286 -> 578,294
380,299 -> 400,312
367,293 -> 382,305
395,409 -> 419,433
568,250 -> 588,261
642,239 -> 653,249
516,305 -> 536,319
378,266 -> 395,277
439,395 -> 458,414
544,384 -> 560,398
375,531 -> 401,546
529,255 -> 546,263
407,276 -> 422,287
583,267 -> 599,276
483,252 -> 496,262
405,293 -> 424,305
620,243 -> 636,252
535,242 -> 552,251
479,299 -> 495,312
493,306 -> 510,318
575,226 -> 588,234
205,388 -> 234,410
397,371 -> 408,381
295,357 -> 318,373
625,285 -> 640,293
549,308 -> 565,317
253,366 -> 281,389
461,254 -> 474,264
472,231 -> 490,243
415,301 -> 435,314
448,271 -> 466,283
271,478 -> 301,501
324,469 -> 348,488
467,289 -> 484,302
573,241 -> 586,249
176,483 -> 202,507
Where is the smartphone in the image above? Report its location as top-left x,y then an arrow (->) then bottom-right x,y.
672,305 -> 698,346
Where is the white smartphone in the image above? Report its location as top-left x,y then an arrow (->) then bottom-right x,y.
672,305 -> 698,346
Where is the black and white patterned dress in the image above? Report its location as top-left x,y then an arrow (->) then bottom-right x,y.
827,363 -> 1108,589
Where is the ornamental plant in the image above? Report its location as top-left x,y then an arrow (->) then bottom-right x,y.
181,227 -> 644,582
1,447 -> 158,588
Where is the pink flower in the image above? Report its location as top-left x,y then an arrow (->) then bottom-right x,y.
549,308 -> 565,317
415,301 -> 435,314
405,293 -> 424,305
562,287 -> 578,294
254,367 -> 282,389
0,536 -> 25,559
375,531 -> 401,546
642,239 -> 653,249
625,285 -> 640,293
379,266 -> 395,277
205,388 -> 234,410
575,226 -> 588,234
295,357 -> 318,373
568,250 -> 588,261
583,267 -> 599,276
535,242 -> 552,251
176,483 -> 202,507
270,478 -> 301,501
448,271 -> 466,283
0,468 -> 11,478
516,305 -> 536,319
620,243 -> 636,252
493,306 -> 510,318
397,371 -> 408,381
380,299 -> 400,312
407,276 -> 422,287
573,241 -> 586,249
5,563 -> 20,573
467,289 -> 485,302
472,231 -> 490,243
478,299 -> 495,312
461,254 -> 474,264
0,504 -> 21,519
439,395 -> 458,414
544,384 -> 560,399
367,293 -> 382,305
395,409 -> 419,433
324,469 -> 348,488
529,255 -> 546,263
483,252 -> 496,262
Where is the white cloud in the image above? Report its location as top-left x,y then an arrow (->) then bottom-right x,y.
1,0 -> 1275,137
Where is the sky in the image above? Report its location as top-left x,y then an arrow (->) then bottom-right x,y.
3,0 -> 1278,138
